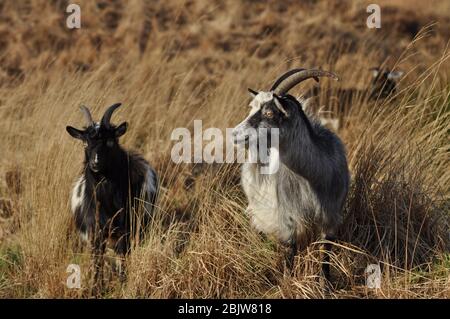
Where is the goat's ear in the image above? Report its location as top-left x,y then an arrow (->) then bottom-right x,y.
115,122 -> 128,138
370,67 -> 380,78
248,88 -> 258,98
66,126 -> 85,140
273,95 -> 289,117
388,70 -> 404,80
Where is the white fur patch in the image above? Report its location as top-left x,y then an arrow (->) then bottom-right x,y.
71,176 -> 85,213
143,168 -> 157,213
320,118 -> 340,131
241,165 -> 290,241
241,161 -> 291,242
79,231 -> 89,242
387,70 -> 404,80
250,91 -> 273,110
70,176 -> 90,242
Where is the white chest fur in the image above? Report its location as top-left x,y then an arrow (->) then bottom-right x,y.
241,157 -> 292,242
70,176 -> 89,242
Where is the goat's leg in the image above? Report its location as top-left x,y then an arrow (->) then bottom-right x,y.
285,233 -> 298,272
321,234 -> 335,283
114,237 -> 129,282
91,230 -> 106,296
116,256 -> 127,283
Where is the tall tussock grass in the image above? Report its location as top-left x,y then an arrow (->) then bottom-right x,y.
0,0 -> 449,298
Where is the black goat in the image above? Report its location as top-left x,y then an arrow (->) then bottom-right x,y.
66,103 -> 158,289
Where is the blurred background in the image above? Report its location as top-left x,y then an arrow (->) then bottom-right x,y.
0,0 -> 449,85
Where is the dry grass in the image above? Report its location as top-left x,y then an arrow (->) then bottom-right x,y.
0,0 -> 449,298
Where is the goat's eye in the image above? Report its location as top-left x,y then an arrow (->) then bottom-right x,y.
106,139 -> 114,147
264,111 -> 274,118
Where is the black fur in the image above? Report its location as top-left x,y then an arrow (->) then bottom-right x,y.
74,147 -> 157,255
67,104 -> 158,289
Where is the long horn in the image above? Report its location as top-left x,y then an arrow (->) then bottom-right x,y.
101,103 -> 122,128
79,105 -> 93,126
273,69 -> 339,95
270,68 -> 306,91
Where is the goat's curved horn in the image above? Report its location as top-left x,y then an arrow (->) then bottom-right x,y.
273,69 -> 339,95
270,68 -> 306,91
79,105 -> 93,126
101,103 -> 122,128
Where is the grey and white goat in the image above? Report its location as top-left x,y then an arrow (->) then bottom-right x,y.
232,68 -> 350,280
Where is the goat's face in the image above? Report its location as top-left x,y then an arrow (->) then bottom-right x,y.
369,68 -> 403,99
232,90 -> 288,146
66,122 -> 128,173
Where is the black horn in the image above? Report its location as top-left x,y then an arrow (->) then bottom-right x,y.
101,103 -> 122,128
248,88 -> 258,96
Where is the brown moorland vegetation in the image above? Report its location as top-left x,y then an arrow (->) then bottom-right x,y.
0,0 -> 449,298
